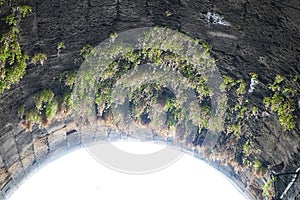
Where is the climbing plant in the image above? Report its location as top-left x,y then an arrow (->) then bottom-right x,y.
215,75 -> 249,163
91,46 -> 213,136
262,176 -> 276,199
263,75 -> 298,130
0,1 -> 32,94
21,88 -> 72,131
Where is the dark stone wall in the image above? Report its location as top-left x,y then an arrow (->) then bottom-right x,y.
0,0 -> 300,199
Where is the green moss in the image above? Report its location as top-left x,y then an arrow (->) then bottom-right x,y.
164,98 -> 180,127
293,75 -> 298,82
57,42 -> 65,56
220,76 -> 247,95
95,79 -> 113,108
201,43 -> 211,54
274,74 -> 285,85
197,105 -> 211,129
93,46 -> 213,129
253,160 -> 262,169
165,10 -> 173,17
237,106 -> 247,119
263,75 -> 298,130
19,6 -> 32,18
236,79 -> 246,95
23,88 -> 73,130
64,71 -> 77,89
63,92 -> 72,111
220,75 -> 235,91
192,75 -> 211,98
25,110 -> 41,122
76,30 -> 216,133
45,100 -> 58,120
31,53 -> 47,65
109,32 -> 118,40
252,106 -> 258,113
250,72 -> 258,80
127,83 -> 160,122
242,140 -> 252,155
252,159 -> 267,177
80,45 -> 93,58
95,87 -> 111,107
231,122 -> 241,138
35,89 -> 54,110
57,42 -> 65,50
3,13 -> 17,26
262,177 -> 275,199
0,0 -> 6,6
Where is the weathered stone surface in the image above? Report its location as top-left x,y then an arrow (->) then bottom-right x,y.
0,0 -> 300,199
20,153 -> 35,171
0,169 -> 9,188
33,136 -> 49,162
1,178 -> 14,196
90,0 -> 118,7
0,132 -> 19,167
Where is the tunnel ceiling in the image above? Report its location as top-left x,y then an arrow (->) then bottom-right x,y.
0,0 -> 300,199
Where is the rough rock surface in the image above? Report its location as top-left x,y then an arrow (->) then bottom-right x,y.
0,0 -> 300,199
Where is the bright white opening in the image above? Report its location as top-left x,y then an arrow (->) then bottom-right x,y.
10,142 -> 247,200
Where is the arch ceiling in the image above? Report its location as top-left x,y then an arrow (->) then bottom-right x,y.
0,0 -> 300,199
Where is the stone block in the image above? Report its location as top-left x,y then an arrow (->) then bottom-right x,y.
47,140 -> 68,162
48,128 -> 66,150
18,144 -> 34,160
33,136 -> 48,151
0,133 -> 19,166
21,153 -> 36,171
1,178 -> 15,196
10,172 -> 26,191
14,131 -> 33,157
7,160 -> 23,179
0,168 -> 9,187
24,161 -> 40,181
33,136 -> 49,162
67,131 -> 81,149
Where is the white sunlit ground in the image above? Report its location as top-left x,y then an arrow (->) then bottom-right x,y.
10,141 -> 247,200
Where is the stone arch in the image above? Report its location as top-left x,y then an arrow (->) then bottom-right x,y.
0,121 -> 254,199
0,0 -> 300,199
